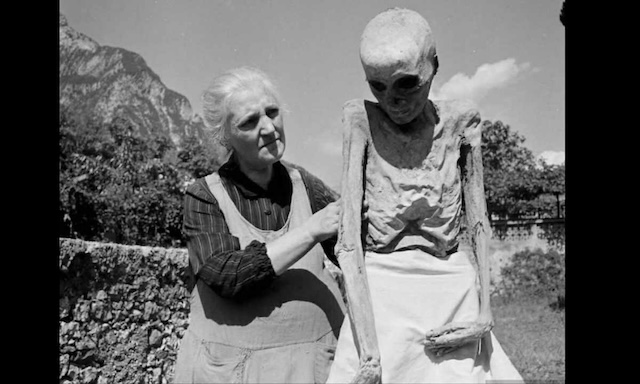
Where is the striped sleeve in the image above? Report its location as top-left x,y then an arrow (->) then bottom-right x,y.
293,165 -> 341,267
182,179 -> 276,300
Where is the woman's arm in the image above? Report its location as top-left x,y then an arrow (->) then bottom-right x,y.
266,200 -> 340,274
184,178 -> 341,298
287,162 -> 341,266
183,181 -> 276,300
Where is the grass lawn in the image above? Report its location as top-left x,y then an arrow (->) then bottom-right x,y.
492,295 -> 565,383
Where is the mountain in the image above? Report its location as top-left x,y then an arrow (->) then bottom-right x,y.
59,14 -> 205,147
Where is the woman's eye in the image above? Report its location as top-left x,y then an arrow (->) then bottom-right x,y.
396,76 -> 420,90
368,80 -> 387,92
238,117 -> 258,128
266,107 -> 279,119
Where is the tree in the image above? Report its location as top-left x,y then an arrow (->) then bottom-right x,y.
59,115 -> 188,247
59,110 -> 237,247
480,120 -> 565,221
481,120 -> 540,219
538,162 -> 565,218
176,135 -> 219,179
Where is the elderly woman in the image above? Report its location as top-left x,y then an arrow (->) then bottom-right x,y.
173,66 -> 346,384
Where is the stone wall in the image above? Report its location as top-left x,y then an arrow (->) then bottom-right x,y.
59,238 -> 190,384
59,219 -> 563,383
483,219 -> 565,293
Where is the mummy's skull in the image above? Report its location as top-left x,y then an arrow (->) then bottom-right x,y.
360,8 -> 438,125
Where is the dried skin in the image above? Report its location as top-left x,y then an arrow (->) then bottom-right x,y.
336,101 -> 381,384
337,102 -> 494,380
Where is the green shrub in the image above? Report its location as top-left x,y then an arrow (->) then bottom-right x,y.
59,114 -> 211,248
498,247 -> 565,308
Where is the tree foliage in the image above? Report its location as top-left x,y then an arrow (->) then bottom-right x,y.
176,135 -> 219,179
59,114 -> 205,247
481,120 -> 565,220
60,113 -> 564,247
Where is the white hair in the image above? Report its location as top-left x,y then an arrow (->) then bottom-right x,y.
201,66 -> 284,160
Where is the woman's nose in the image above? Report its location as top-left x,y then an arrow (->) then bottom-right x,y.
259,116 -> 276,135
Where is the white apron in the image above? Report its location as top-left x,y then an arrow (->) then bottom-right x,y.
173,167 -> 346,383
327,248 -> 523,383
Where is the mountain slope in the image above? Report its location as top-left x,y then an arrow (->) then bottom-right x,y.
59,14 -> 205,146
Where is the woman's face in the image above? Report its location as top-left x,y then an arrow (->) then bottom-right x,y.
225,84 -> 286,169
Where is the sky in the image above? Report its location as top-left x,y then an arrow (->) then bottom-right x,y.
59,0 -> 565,190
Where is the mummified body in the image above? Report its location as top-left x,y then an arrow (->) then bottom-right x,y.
328,8 -> 523,384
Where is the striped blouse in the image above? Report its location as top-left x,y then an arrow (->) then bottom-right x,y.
182,154 -> 339,301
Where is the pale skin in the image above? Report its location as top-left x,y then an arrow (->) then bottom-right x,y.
336,8 -> 493,383
225,83 -> 342,276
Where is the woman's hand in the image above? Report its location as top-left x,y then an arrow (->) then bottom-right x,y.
306,200 -> 342,242
266,199 -> 341,275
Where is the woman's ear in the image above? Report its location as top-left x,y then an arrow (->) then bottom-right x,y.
432,54 -> 439,77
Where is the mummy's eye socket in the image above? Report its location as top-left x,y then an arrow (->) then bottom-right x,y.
368,80 -> 387,92
396,75 -> 420,90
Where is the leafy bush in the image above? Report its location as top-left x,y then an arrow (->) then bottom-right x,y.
538,223 -> 565,252
59,114 -> 216,248
498,247 -> 565,309
481,120 -> 565,220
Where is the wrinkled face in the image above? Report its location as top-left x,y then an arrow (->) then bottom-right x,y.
225,84 -> 285,169
360,8 -> 437,125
